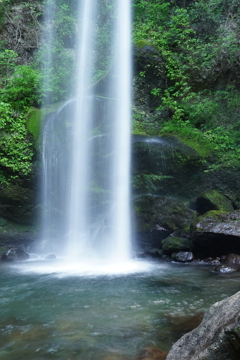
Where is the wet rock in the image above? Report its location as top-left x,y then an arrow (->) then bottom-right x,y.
165,312 -> 204,336
171,251 -> 194,262
1,247 -> 29,261
197,189 -> 234,214
191,210 -> 240,257
133,346 -> 168,360
214,253 -> 240,273
203,257 -> 220,265
166,291 -> 240,360
145,248 -> 163,258
224,253 -> 240,268
214,264 -> 237,273
162,237 -> 191,255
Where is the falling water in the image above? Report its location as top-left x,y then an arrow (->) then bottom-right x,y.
41,0 -> 132,261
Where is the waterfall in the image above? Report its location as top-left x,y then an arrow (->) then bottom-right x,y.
41,0 -> 132,261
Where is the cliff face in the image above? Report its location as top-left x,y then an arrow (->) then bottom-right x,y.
0,0 -> 240,227
0,1 -> 42,65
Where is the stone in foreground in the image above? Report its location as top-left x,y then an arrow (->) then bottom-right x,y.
166,291 -> 240,360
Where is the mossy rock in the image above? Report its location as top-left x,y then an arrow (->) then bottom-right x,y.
197,210 -> 228,221
162,236 -> 191,255
197,189 -> 234,214
26,107 -> 41,142
134,39 -> 158,51
134,195 -> 196,233
26,102 -> 65,145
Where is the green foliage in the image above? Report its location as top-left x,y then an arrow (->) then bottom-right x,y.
0,102 -> 34,178
0,48 -> 18,86
133,0 -> 240,168
1,65 -> 40,111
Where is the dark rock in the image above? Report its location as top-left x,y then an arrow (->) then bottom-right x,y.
165,312 -> 204,337
166,291 -> 240,360
171,251 -> 194,262
191,210 -> 240,257
162,237 -> 191,255
0,183 -> 38,225
1,247 -> 29,261
145,248 -> 163,258
134,195 -> 196,249
197,189 -> 234,214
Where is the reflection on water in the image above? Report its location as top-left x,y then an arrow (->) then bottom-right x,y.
0,259 -> 239,359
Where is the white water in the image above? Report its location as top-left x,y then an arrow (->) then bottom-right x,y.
41,0 -> 132,262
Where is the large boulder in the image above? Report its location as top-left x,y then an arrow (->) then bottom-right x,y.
166,291 -> 240,360
191,210 -> 240,257
197,189 -> 234,214
162,237 -> 191,255
134,195 -> 196,249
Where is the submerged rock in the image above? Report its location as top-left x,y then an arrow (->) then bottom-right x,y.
133,346 -> 168,360
162,237 -> 191,255
166,291 -> 240,360
164,312 -> 204,337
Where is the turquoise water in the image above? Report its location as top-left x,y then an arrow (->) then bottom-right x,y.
0,259 -> 239,360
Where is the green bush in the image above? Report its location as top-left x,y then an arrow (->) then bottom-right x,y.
0,102 -> 34,179
1,65 -> 40,111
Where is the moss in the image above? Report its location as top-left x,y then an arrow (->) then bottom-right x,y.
159,130 -> 212,158
26,102 -> 65,145
162,236 -> 191,255
26,107 -> 41,141
134,39 -> 157,50
198,189 -> 234,213
198,210 -> 228,221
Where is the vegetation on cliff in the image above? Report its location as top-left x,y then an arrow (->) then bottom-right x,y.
133,0 -> 240,170
0,0 -> 239,183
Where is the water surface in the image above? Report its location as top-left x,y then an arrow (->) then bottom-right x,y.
0,259 -> 239,359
